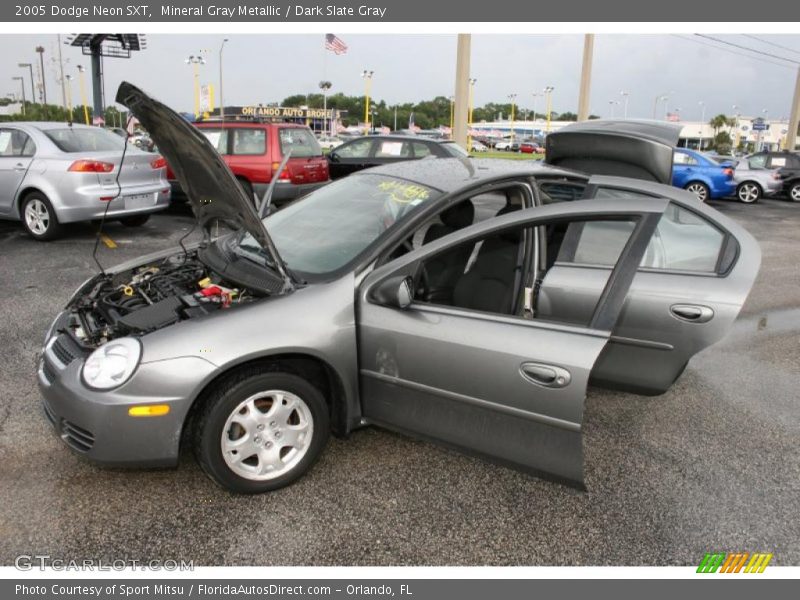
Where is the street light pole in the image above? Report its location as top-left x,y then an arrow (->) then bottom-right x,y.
544,86 -> 555,133
620,90 -> 629,118
698,101 -> 706,150
577,34 -> 594,121
12,76 -> 26,115
532,92 -> 541,123
35,46 -> 47,117
64,74 -> 74,120
219,38 -> 228,121
18,63 -> 35,107
76,65 -> 90,125
468,78 -> 477,150
319,80 -> 332,136
508,93 -> 517,143
185,53 -> 207,119
361,70 -> 374,133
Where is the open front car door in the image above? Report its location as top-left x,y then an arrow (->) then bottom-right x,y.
357,198 -> 673,487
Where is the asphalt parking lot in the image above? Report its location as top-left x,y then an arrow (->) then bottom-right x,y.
0,197 -> 798,566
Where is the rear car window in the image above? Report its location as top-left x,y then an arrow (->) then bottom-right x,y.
0,129 -> 35,157
231,128 -> 266,155
441,142 -> 469,158
199,128 -> 229,153
44,127 -> 124,152
673,152 -> 697,166
279,128 -> 322,158
562,203 -> 725,273
413,142 -> 433,157
376,140 -> 412,158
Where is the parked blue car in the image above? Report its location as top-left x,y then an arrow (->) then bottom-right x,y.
672,148 -> 736,201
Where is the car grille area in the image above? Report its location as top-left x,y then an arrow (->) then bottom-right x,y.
42,399 -> 95,454
51,334 -> 84,366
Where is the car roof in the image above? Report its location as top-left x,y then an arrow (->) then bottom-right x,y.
5,121 -> 97,131
359,157 -> 585,193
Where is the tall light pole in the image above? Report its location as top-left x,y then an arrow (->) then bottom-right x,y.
608,100 -> 618,118
508,93 -> 517,143
218,38 -> 228,121
449,95 -> 455,135
698,101 -> 706,150
319,80 -> 332,136
12,76 -> 25,115
35,46 -> 47,116
76,65 -> 90,125
653,93 -> 669,119
620,90 -> 630,118
468,78 -> 477,150
185,53 -> 207,119
361,70 -> 374,133
18,63 -> 35,107
531,92 -> 541,123
577,34 -> 594,121
64,74 -> 74,120
543,86 -> 555,133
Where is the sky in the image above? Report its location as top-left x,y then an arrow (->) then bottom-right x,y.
0,33 -> 798,121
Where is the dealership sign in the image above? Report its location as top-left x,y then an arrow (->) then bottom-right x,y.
752,118 -> 769,131
236,105 -> 335,119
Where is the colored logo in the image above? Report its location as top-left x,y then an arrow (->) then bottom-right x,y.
697,552 -> 773,573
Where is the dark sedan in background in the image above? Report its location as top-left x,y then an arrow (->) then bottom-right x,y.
326,135 -> 468,179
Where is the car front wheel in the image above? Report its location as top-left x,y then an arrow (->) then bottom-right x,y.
21,193 -> 63,241
685,182 -> 710,202
736,182 -> 761,203
193,370 -> 330,493
790,183 -> 800,202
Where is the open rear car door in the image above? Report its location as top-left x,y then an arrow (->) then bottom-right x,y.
357,199 -> 672,487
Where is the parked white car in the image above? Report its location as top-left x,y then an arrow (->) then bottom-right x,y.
317,136 -> 343,151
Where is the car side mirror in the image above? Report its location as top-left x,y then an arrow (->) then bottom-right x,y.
372,275 -> 414,309
328,151 -> 339,162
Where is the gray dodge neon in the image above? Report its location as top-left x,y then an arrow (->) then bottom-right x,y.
37,83 -> 760,493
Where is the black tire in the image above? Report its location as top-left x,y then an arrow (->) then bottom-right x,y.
20,192 -> 63,241
790,182 -> 800,203
119,214 -> 151,227
736,181 -> 762,204
193,370 -> 330,494
684,181 -> 710,202
238,178 -> 255,205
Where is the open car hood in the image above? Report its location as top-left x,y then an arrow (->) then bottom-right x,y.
115,82 -> 292,287
545,119 -> 682,184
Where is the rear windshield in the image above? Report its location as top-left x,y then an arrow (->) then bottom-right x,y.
279,127 -> 322,158
44,127 -> 125,153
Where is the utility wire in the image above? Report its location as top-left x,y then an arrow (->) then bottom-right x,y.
671,35 -> 796,70
741,34 -> 800,57
695,34 -> 800,65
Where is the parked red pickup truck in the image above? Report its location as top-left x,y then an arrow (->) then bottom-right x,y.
168,121 -> 330,205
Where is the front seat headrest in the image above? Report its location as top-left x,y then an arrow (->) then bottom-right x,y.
440,200 -> 475,230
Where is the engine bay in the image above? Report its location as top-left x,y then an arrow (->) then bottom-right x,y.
67,252 -> 262,347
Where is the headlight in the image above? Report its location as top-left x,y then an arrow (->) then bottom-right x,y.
82,338 -> 142,390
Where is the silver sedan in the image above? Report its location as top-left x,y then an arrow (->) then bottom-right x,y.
0,122 -> 171,240
732,157 -> 782,203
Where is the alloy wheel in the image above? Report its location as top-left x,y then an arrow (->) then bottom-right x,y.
220,389 -> 313,481
686,183 -> 709,202
737,183 -> 760,203
791,184 -> 800,202
24,199 -> 50,235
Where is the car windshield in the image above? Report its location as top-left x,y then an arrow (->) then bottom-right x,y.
44,127 -> 125,152
235,174 -> 441,277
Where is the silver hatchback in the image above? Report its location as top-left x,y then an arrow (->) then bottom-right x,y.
0,122 -> 171,240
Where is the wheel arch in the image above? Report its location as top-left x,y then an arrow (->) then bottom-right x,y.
15,185 -> 50,219
181,352 -> 351,451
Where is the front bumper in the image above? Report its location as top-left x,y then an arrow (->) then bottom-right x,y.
37,318 -> 217,467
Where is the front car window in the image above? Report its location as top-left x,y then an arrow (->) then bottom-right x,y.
236,174 -> 442,277
278,127 -> 322,158
44,127 -> 124,152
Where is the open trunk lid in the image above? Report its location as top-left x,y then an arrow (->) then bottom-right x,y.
545,119 -> 682,184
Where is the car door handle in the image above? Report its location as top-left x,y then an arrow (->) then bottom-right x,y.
520,362 -> 571,388
14,163 -> 26,171
670,304 -> 714,323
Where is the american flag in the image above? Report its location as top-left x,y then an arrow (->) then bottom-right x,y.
325,34 -> 348,55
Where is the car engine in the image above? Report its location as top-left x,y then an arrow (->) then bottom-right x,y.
67,252 -> 260,348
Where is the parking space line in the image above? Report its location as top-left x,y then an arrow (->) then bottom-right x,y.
100,234 -> 117,249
